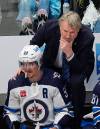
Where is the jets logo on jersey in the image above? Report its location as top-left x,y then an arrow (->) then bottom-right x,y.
23,99 -> 49,123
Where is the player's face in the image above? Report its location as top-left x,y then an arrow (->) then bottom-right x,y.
21,62 -> 39,79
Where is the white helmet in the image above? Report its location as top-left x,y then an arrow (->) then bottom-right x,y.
18,45 -> 43,66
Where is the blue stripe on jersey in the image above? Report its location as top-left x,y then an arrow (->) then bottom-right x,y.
93,116 -> 100,125
54,105 -> 68,112
4,105 -> 20,113
93,106 -> 100,125
93,106 -> 100,112
54,106 -> 74,117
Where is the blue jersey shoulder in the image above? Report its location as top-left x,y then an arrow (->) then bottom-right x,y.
39,68 -> 64,89
93,81 -> 100,96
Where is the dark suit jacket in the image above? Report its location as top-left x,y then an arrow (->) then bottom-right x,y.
30,19 -> 95,82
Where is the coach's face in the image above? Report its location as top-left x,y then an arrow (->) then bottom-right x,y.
60,20 -> 78,43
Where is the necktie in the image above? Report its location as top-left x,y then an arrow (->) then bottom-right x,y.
62,53 -> 70,82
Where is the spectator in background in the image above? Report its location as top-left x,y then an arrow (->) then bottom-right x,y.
62,0 -> 90,19
82,0 -> 100,32
17,0 -> 61,34
69,0 -> 89,19
62,0 -> 70,14
6,45 -> 74,129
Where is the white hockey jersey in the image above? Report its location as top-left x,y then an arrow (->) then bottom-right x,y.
7,68 -> 73,126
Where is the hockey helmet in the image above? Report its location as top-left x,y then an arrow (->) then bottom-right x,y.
18,45 -> 43,66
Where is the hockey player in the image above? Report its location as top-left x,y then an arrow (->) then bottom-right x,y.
6,45 -> 74,129
91,80 -> 100,129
